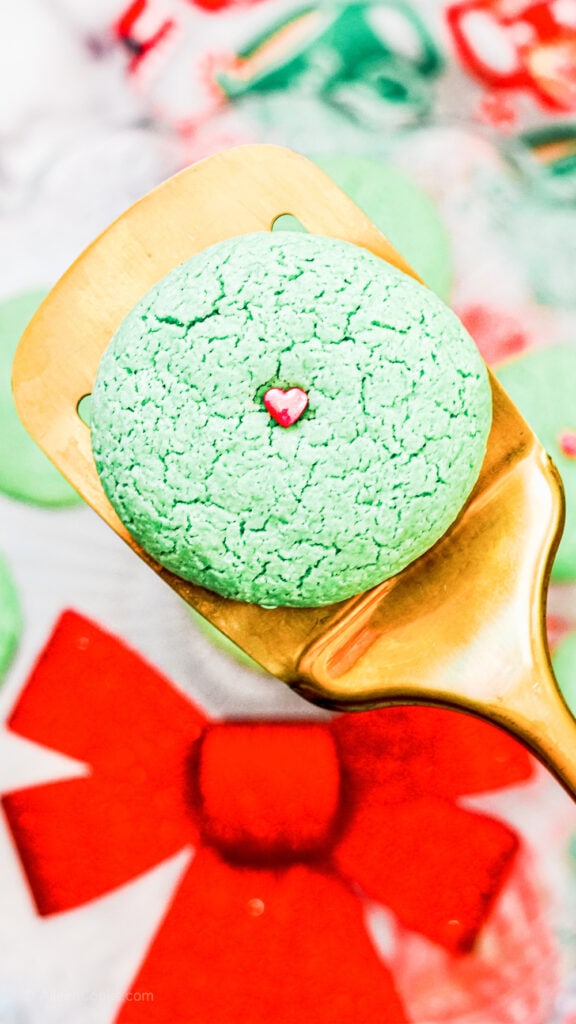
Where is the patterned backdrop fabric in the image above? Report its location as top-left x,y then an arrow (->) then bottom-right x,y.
1,1 -> 576,1022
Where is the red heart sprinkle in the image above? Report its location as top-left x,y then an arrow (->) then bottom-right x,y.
263,387 -> 308,428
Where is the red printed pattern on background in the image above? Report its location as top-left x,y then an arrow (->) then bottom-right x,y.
114,0 -> 267,72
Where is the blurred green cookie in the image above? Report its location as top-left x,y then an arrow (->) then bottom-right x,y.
553,630 -> 576,716
496,345 -> 576,582
0,551 -> 21,682
0,290 -> 81,507
312,155 -> 452,300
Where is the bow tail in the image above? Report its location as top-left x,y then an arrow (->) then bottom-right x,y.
333,796 -> 519,954
114,847 -> 408,1024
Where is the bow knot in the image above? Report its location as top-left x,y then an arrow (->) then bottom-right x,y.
196,723 -> 341,862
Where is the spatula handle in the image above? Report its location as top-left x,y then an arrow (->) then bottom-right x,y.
483,657 -> 576,799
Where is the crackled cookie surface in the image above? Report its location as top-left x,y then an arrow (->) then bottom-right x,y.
91,233 -> 491,607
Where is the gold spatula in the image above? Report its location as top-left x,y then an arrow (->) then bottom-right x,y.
12,144 -> 575,794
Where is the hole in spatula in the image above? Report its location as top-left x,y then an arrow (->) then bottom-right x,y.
271,214 -> 308,233
77,394 -> 92,426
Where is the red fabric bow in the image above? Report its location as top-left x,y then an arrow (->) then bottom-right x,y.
2,612 -> 533,1024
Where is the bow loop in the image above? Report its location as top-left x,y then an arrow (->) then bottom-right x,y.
334,706 -> 533,804
3,611 -> 205,911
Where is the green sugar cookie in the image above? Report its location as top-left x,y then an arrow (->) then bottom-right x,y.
312,156 -> 452,301
496,345 -> 576,582
0,552 -> 21,682
91,232 -> 491,608
0,291 -> 81,507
